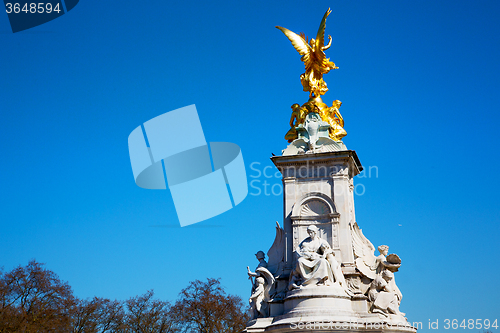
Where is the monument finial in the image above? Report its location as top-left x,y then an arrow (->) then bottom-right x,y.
277,9 -> 347,148
276,8 -> 337,98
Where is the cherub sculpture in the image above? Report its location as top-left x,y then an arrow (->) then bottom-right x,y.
276,8 -> 338,98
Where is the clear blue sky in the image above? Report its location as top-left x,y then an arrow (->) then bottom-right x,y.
1,0 -> 499,331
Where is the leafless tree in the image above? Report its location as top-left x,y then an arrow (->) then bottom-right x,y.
0,261 -> 248,333
172,278 -> 249,333
72,297 -> 125,333
124,290 -> 176,333
0,260 -> 76,332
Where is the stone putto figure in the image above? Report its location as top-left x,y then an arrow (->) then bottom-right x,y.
288,225 -> 346,290
374,245 -> 389,275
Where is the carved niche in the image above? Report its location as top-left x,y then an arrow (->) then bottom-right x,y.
291,193 -> 340,256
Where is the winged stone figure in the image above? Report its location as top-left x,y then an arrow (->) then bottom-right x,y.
350,222 -> 405,312
276,8 -> 338,98
248,266 -> 276,319
351,222 -> 386,280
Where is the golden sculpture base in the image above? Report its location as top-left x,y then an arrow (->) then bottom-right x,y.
285,97 -> 347,143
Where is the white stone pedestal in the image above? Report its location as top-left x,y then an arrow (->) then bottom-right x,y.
244,150 -> 417,333
271,150 -> 362,275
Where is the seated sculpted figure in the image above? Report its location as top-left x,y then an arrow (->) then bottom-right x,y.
368,269 -> 404,316
289,225 -> 346,289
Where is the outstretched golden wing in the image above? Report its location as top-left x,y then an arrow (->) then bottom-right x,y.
314,8 -> 335,71
315,8 -> 331,52
276,26 -> 312,69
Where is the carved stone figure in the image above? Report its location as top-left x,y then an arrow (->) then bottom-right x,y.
247,251 -> 275,319
368,270 -> 405,317
289,225 -> 346,289
247,251 -> 268,274
380,253 -> 403,309
351,222 -> 405,314
352,223 -> 396,280
295,112 -> 331,152
374,245 -> 389,274
249,276 -> 267,319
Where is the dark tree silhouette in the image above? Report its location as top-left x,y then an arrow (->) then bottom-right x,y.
72,297 -> 125,333
0,260 -> 76,332
0,261 -> 248,333
172,278 -> 249,333
124,290 -> 176,333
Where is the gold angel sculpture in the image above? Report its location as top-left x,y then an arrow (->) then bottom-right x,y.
278,9 -> 347,143
276,8 -> 338,98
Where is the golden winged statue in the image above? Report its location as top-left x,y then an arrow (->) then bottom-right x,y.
276,8 -> 338,98
277,9 -> 347,143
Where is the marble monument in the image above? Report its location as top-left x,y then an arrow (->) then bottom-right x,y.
244,8 -> 417,333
